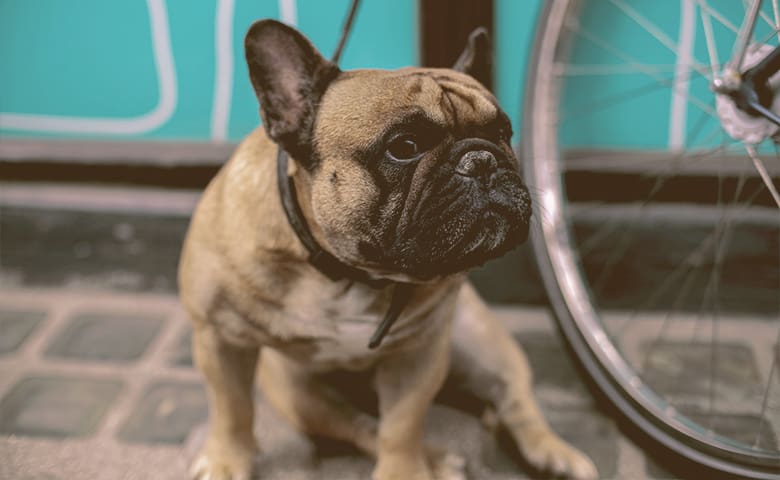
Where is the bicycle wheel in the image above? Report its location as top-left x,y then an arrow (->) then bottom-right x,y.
523,1 -> 780,478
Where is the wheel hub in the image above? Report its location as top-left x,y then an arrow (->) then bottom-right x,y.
715,44 -> 780,144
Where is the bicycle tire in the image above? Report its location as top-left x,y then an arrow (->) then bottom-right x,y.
522,1 -> 780,478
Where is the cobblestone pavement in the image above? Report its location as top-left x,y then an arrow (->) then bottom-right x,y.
4,287 -> 774,479
0,287 -> 688,480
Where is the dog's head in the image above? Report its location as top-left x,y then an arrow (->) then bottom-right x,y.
245,20 -> 531,282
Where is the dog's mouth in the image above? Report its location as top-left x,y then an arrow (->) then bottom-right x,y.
417,176 -> 532,276
358,168 -> 532,282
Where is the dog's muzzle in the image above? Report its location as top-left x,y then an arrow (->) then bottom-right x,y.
451,138 -> 504,184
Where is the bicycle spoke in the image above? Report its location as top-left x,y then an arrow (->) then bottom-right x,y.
640,256 -> 703,382
700,0 -> 722,77
577,118 -> 722,292
617,176 -> 766,344
730,0 -> 763,70
704,173 -> 745,428
560,73 -> 710,122
756,25 -> 780,46
588,177 -> 674,299
608,0 -> 710,78
747,145 -> 780,209
744,0 -> 780,34
571,24 -> 718,118
556,63 -> 703,76
566,119 -> 732,173
632,208 -> 725,311
754,326 -> 780,448
576,116 -> 720,258
696,0 -> 740,33
773,0 -> 780,42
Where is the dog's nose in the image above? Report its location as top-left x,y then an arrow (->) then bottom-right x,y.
455,150 -> 498,180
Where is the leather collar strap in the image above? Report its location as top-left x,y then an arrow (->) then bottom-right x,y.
276,147 -> 413,349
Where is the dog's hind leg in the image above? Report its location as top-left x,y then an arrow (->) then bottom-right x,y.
449,283 -> 598,480
259,347 -> 466,480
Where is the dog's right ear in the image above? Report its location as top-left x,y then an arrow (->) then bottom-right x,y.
245,19 -> 340,164
453,27 -> 491,88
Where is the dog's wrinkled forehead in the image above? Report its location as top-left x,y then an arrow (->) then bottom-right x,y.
315,67 -> 500,153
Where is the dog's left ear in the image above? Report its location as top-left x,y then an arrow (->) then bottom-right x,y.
453,27 -> 491,86
245,19 -> 340,164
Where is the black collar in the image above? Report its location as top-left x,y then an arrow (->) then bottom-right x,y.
276,147 -> 412,349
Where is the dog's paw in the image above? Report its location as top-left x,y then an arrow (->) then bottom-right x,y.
372,457 -> 431,480
373,449 -> 467,480
520,432 -> 597,480
189,443 -> 257,480
428,449 -> 467,480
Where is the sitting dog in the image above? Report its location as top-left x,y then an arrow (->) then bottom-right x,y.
179,19 -> 597,480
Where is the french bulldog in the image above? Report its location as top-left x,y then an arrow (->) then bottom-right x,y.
178,19 -> 597,480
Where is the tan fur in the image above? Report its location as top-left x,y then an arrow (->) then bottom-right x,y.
180,67 -> 597,480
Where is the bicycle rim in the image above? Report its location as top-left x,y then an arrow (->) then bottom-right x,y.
523,1 -> 780,478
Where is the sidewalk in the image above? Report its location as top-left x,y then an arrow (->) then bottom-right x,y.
0,288 -> 660,480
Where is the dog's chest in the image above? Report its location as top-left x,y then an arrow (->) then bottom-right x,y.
278,279 -> 411,368
233,275 -> 455,369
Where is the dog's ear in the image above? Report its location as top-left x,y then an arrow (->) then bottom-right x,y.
245,19 -> 340,164
453,27 -> 491,86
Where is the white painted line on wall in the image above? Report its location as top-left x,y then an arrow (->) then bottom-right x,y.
279,0 -> 298,26
668,0 -> 696,151
0,0 -> 177,135
211,0 -> 235,142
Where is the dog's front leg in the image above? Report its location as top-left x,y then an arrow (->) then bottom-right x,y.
190,322 -> 260,480
451,283 -> 597,480
373,322 -> 464,480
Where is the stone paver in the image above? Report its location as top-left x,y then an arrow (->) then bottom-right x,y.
119,381 -> 207,445
515,331 -> 591,406
168,326 -> 193,368
645,408 -> 780,477
682,407 -> 778,451
0,308 -> 45,354
547,408 -> 619,479
45,311 -> 163,363
0,376 -> 122,438
641,341 -> 762,402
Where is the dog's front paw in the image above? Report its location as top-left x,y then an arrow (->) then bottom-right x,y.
428,449 -> 467,480
189,442 -> 258,480
373,454 -> 431,480
373,449 -> 467,480
519,430 -> 597,480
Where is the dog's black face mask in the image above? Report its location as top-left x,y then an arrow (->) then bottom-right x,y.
364,133 -> 531,280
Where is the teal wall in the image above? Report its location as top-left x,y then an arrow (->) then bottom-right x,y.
5,0 -> 737,150
0,0 -> 421,142
0,0 -> 543,143
495,0 -> 542,140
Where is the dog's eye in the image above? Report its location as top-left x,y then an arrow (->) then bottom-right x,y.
387,135 -> 421,161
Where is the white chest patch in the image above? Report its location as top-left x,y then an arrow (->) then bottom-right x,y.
308,313 -> 384,368
218,268 -> 461,371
